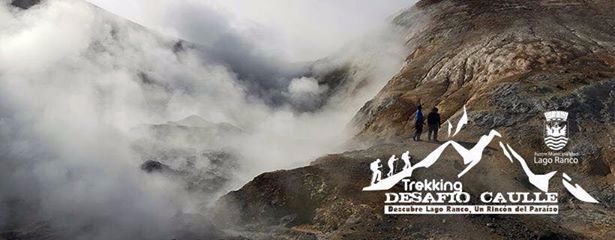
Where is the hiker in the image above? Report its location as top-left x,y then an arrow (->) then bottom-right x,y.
370,159 -> 383,185
387,155 -> 398,177
412,105 -> 425,141
401,151 -> 412,170
427,107 -> 441,142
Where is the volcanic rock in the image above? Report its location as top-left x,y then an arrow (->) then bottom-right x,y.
11,0 -> 42,9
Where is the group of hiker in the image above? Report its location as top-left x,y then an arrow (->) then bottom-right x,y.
368,104 -> 442,185
369,151 -> 412,185
412,105 -> 441,142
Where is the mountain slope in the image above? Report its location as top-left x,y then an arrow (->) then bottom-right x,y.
351,0 -> 615,176
214,140 -> 610,239
214,0 -> 615,239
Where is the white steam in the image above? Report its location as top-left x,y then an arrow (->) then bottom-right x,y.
86,0 -> 411,61
0,0 -> 412,239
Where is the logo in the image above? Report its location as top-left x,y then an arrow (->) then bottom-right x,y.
364,106 -> 598,215
544,111 -> 569,151
534,111 -> 579,166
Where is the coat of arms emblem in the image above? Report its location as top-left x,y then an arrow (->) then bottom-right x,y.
544,111 -> 569,151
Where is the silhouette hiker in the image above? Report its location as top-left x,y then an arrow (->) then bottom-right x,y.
427,107 -> 441,142
387,155 -> 398,177
401,151 -> 412,170
370,159 -> 383,185
412,105 -> 425,141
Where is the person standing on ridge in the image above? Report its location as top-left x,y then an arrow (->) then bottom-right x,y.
427,107 -> 441,142
412,105 -> 425,141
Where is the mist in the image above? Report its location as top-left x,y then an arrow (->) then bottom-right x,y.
0,0 -> 412,238
86,0 -> 410,61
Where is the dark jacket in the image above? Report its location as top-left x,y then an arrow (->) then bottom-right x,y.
415,110 -> 424,125
427,112 -> 441,126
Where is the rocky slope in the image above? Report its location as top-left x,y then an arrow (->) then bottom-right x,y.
214,0 -> 615,239
352,0 -> 615,175
216,143 -> 614,239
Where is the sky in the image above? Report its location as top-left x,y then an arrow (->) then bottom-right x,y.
86,0 -> 411,61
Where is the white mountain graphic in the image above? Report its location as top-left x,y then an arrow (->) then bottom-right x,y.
363,106 -> 599,204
